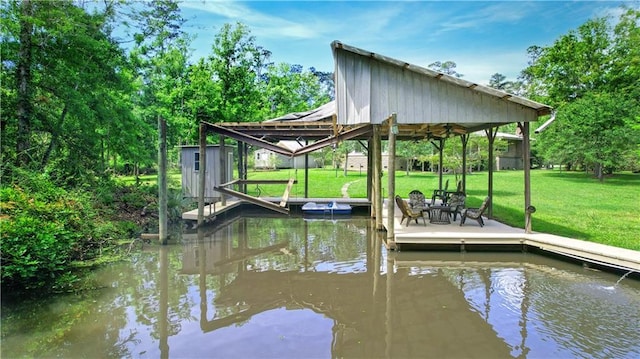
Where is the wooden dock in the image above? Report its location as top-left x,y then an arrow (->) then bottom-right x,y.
383,200 -> 640,272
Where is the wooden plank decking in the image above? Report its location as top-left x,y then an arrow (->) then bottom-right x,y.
384,199 -> 640,272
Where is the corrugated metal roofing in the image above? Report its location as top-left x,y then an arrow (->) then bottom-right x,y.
332,41 -> 551,115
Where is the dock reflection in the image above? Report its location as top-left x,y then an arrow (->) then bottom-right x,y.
166,217 -> 514,358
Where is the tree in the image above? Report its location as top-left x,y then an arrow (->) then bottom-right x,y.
1,0 -> 137,184
209,22 -> 271,124
397,140 -> 431,175
537,92 -> 635,180
261,63 -> 331,117
428,60 -> 463,78
129,0 -> 191,169
524,7 -> 640,177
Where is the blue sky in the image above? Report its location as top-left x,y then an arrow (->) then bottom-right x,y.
178,1 -> 635,85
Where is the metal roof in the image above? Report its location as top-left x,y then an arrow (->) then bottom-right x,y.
332,41 -> 552,121
204,41 -> 552,153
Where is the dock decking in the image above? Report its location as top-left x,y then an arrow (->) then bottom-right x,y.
384,200 -> 640,272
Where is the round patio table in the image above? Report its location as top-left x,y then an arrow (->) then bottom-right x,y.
429,206 -> 451,224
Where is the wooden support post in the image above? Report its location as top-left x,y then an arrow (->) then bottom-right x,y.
374,125 -> 383,229
237,141 -> 245,194
367,136 -> 373,206
461,134 -> 469,193
158,116 -> 168,244
521,122 -> 533,233
197,123 -> 207,226
243,142 -> 248,193
370,127 -> 377,218
305,140 -> 309,198
387,114 -> 397,249
485,127 -> 498,219
438,138 -> 444,191
220,135 -> 226,206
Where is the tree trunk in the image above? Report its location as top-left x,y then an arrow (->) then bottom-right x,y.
343,152 -> 349,176
16,0 -> 33,167
595,162 -> 604,182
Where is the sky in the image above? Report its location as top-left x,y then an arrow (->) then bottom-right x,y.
177,1 -> 636,85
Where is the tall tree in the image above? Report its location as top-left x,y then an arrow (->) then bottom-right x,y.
130,0 -> 190,165
525,8 -> 640,177
1,0 -> 136,183
209,22 -> 271,123
261,63 -> 331,117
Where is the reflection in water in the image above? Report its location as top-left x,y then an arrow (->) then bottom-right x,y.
1,217 -> 639,358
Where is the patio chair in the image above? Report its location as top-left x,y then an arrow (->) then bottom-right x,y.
446,191 -> 466,221
395,195 -> 426,226
445,180 -> 463,198
460,196 -> 490,227
431,179 -> 449,205
408,189 -> 429,217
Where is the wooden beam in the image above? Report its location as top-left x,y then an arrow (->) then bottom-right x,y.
198,123 -> 207,226
204,122 -> 294,156
279,178 -> 295,207
387,113 -> 397,250
214,186 -> 290,215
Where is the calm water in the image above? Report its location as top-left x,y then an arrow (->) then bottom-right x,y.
2,216 -> 639,358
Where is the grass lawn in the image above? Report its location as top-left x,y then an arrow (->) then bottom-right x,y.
242,168 -> 639,251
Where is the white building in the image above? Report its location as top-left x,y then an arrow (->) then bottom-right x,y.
254,141 -> 320,169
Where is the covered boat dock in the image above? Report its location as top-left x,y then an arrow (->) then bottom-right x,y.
184,39 -> 639,273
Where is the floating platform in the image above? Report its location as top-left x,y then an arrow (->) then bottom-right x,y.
302,201 -> 352,215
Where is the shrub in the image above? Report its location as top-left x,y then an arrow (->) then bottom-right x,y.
0,171 -> 97,291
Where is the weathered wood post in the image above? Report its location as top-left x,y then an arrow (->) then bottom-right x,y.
158,116 -> 168,244
305,140 -> 309,198
374,124 -> 383,230
387,114 -> 397,249
521,122 -> 533,233
438,138 -> 444,191
197,123 -> 207,226
371,126 -> 377,218
237,141 -> 245,194
461,134 -> 469,193
220,135 -> 226,206
485,127 -> 498,219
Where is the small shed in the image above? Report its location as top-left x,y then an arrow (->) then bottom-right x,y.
181,145 -> 233,202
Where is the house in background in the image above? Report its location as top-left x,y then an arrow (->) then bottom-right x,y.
181,145 -> 233,202
495,132 -> 525,170
254,140 -> 320,169
344,151 -> 406,171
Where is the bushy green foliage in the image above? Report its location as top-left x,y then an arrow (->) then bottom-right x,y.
0,169 -> 162,292
0,172 -> 97,290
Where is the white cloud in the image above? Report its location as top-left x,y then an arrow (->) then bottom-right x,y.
180,1 -> 321,39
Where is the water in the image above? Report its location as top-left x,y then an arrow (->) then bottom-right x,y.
2,216 -> 640,358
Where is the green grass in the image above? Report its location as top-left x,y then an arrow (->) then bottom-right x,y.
118,168 -> 640,251
242,168 -> 639,251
